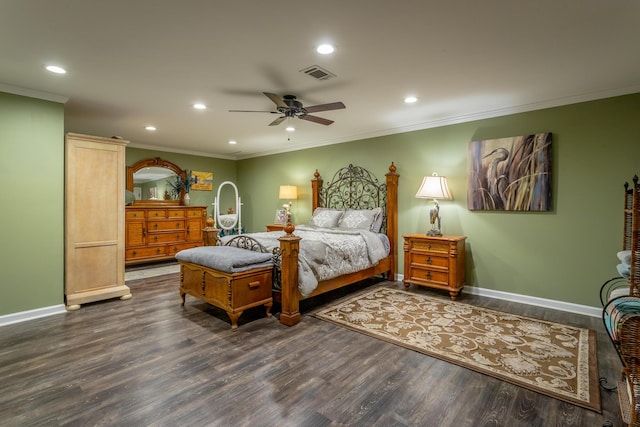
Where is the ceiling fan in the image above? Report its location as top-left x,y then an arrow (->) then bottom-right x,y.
229,92 -> 346,126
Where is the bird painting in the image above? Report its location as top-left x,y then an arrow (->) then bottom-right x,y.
467,133 -> 552,211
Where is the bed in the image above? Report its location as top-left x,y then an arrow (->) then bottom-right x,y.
178,162 -> 399,326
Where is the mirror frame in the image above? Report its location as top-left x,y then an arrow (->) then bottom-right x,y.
126,157 -> 186,206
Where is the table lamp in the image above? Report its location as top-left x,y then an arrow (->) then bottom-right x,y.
415,173 -> 453,236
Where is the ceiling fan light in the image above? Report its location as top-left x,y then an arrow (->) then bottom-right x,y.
145,125 -> 156,131
193,103 -> 207,110
228,140 -> 237,145
316,44 -> 335,55
404,96 -> 418,104
286,126 -> 295,132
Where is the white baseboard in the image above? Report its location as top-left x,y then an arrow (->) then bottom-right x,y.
0,304 -> 66,327
395,274 -> 601,318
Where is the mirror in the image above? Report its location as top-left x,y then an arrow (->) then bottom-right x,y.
126,158 -> 185,206
214,181 -> 241,231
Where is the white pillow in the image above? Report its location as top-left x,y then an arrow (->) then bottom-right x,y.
338,208 -> 382,231
309,208 -> 344,228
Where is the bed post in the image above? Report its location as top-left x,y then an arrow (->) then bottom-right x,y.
311,169 -> 323,211
278,232 -> 302,326
386,162 -> 399,281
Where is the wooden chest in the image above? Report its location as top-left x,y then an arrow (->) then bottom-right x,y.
179,261 -> 273,330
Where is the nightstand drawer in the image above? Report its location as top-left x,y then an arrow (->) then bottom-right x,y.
410,253 -> 449,269
411,239 -> 450,253
409,268 -> 449,285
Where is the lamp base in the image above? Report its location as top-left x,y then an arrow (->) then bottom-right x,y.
426,229 -> 442,237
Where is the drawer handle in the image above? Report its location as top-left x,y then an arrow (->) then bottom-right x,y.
176,234 -> 180,239
154,223 -> 158,229
426,256 -> 432,264
156,248 -> 162,253
176,222 -> 180,227
187,226 -> 190,235
248,281 -> 261,289
142,228 -> 146,237
132,250 -> 137,256
426,271 -> 432,280
427,244 -> 432,250
153,236 -> 158,242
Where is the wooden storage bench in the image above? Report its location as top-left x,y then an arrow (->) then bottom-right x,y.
176,246 -> 274,330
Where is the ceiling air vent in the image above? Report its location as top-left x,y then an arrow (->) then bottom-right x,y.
300,65 -> 336,81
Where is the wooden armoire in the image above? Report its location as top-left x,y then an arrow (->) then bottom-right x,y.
64,133 -> 130,310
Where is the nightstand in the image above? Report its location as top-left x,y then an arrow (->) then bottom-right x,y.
403,234 -> 466,300
266,224 -> 285,232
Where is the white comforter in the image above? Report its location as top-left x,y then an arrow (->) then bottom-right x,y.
220,225 -> 388,297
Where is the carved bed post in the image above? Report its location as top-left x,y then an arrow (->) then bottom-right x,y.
386,162 -> 399,281
311,169 -> 323,211
278,233 -> 302,326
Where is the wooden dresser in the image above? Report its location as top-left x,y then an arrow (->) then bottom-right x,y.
125,206 -> 207,264
403,234 -> 466,300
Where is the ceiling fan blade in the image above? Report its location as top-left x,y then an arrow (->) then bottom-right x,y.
300,114 -> 334,126
304,101 -> 346,113
263,92 -> 288,109
229,109 -> 279,113
268,116 -> 287,126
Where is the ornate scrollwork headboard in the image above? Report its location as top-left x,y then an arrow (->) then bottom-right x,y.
316,164 -> 389,233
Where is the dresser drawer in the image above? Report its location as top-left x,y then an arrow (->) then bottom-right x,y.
168,242 -> 201,255
167,209 -> 186,218
126,245 -> 166,259
187,209 -> 204,218
410,253 -> 449,269
148,231 -> 186,244
148,219 -> 185,231
147,209 -> 167,219
126,210 -> 146,220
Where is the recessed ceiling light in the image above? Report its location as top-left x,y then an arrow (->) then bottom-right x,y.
286,126 -> 295,132
193,103 -> 207,110
316,44 -> 335,55
228,140 -> 237,145
45,65 -> 66,74
145,126 -> 156,131
404,96 -> 418,104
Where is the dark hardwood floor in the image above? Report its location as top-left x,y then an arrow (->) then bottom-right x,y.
0,274 -> 624,426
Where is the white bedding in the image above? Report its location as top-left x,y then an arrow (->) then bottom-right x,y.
220,224 -> 389,297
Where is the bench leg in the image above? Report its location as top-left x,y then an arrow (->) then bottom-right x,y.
228,311 -> 242,331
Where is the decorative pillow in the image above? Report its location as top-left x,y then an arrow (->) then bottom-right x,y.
338,208 -> 382,231
618,250 -> 632,265
309,208 -> 344,228
370,207 -> 384,233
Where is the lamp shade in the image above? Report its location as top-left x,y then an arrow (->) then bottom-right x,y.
415,174 -> 453,200
279,185 -> 298,200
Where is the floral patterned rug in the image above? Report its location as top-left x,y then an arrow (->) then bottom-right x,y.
313,286 -> 600,412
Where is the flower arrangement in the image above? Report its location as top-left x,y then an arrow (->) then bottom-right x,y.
166,170 -> 198,199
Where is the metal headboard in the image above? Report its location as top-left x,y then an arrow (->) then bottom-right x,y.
319,164 -> 388,233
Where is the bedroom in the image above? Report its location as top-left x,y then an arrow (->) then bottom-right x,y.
2,1 -> 640,425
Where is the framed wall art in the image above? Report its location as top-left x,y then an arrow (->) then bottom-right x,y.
468,132 -> 552,211
191,171 -> 213,191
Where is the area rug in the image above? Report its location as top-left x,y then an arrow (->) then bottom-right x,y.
313,286 -> 601,412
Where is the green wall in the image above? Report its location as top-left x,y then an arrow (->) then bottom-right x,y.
237,94 -> 640,307
125,148 -> 237,219
0,92 -> 65,315
2,91 -> 638,318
